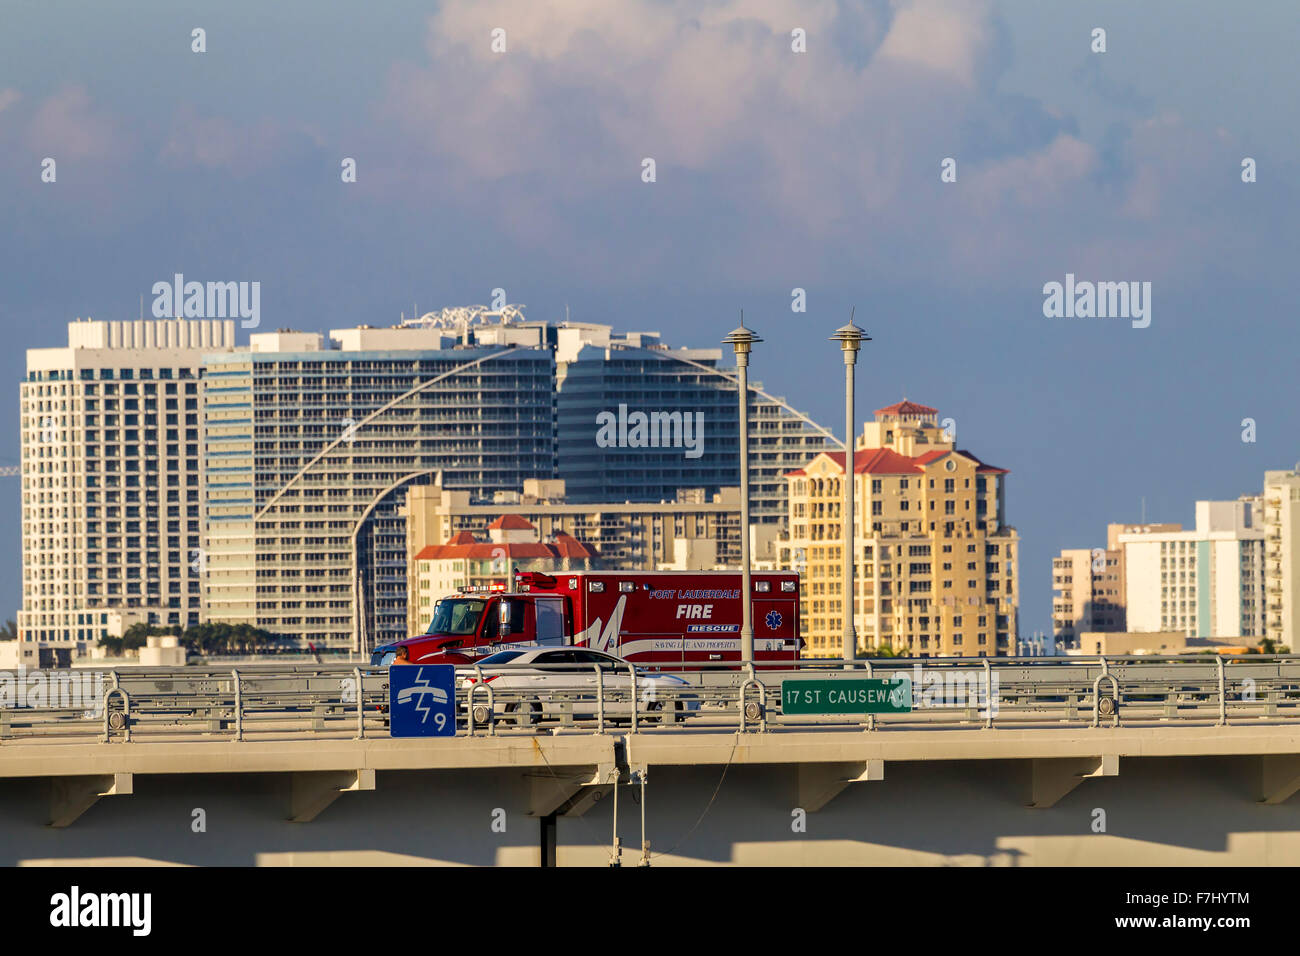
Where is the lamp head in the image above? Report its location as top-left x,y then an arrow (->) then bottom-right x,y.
722,321 -> 763,356
829,321 -> 870,353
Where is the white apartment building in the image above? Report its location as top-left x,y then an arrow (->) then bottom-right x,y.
19,318 -> 236,647
1263,469 -> 1300,649
1119,499 -> 1266,639
1051,523 -> 1181,647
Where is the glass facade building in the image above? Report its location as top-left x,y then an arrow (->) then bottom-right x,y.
202,329 -> 556,650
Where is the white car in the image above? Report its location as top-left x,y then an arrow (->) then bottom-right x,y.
461,647 -> 698,726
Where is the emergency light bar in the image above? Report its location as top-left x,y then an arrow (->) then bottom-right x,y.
513,571 -> 557,590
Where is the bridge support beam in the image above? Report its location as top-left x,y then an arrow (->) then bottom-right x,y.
1028,755 -> 1117,808
49,773 -> 133,828
1257,754 -> 1300,804
528,764 -> 617,817
289,769 -> 375,823
797,760 -> 885,813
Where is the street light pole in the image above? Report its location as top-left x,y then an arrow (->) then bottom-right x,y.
723,319 -> 762,664
830,317 -> 869,663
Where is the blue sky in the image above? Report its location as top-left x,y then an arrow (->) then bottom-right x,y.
2,0 -> 1297,636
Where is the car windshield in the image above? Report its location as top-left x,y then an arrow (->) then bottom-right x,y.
477,650 -> 527,666
427,598 -> 486,636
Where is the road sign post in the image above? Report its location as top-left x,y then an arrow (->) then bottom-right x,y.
389,664 -> 457,737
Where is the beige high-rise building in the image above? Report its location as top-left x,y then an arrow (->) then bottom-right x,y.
1263,469 -> 1300,650
785,400 -> 1018,658
1051,550 -> 1119,646
19,318 -> 236,649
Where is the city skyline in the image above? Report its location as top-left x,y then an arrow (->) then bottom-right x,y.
12,307 -> 1300,646
18,314 -> 836,650
3,0 -> 1298,642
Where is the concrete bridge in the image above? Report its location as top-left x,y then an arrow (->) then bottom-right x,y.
5,722 -> 1300,865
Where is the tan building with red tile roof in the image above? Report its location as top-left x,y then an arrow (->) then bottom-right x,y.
402,478 -> 743,634
785,400 -> 1018,658
409,521 -> 597,634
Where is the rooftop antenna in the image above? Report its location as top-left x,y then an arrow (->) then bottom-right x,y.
139,294 -> 143,320
1141,496 -> 1146,524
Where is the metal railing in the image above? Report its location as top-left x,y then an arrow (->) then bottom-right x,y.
4,655 -> 1300,742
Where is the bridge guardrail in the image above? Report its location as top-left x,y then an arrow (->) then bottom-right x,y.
4,655 -> 1300,741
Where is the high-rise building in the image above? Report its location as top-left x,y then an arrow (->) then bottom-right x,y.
19,319 -> 236,647
785,400 -> 1018,658
1051,522 -> 1181,646
554,323 -> 834,523
201,325 -> 556,651
1263,469 -> 1300,649
1051,550 -> 1121,646
1118,500 -> 1266,639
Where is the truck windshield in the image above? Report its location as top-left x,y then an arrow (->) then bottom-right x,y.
426,598 -> 487,636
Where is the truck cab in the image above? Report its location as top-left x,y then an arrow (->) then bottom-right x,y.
369,584 -> 570,666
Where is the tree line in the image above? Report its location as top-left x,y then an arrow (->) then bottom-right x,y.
98,622 -> 295,657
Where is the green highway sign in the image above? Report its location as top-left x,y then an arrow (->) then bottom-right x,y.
781,678 -> 912,715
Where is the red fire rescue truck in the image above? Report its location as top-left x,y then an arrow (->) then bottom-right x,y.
371,570 -> 803,667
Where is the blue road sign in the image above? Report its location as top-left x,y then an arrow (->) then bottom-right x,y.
389,664 -> 457,737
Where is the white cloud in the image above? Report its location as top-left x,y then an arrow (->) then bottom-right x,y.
26,87 -> 120,161
876,0 -> 996,88
361,0 -> 1255,286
